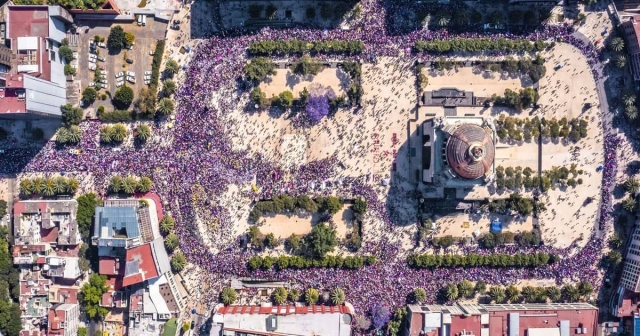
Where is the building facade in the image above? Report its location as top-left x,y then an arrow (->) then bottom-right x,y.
622,17 -> 640,83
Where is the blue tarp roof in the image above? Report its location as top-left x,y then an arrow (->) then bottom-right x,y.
491,221 -> 502,233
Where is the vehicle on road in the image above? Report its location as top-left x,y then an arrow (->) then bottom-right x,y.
149,51 -> 155,56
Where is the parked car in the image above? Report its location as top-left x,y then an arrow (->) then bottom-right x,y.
98,73 -> 106,79
88,53 -> 97,59
126,71 -> 135,77
173,20 -> 181,24
125,59 -> 133,64
101,70 -> 108,75
97,57 -> 106,62
116,80 -> 124,88
88,63 -> 96,71
98,42 -> 106,48
99,79 -> 108,84
98,65 -> 105,70
126,76 -> 136,84
88,82 -> 95,87
125,45 -> 133,50
144,71 -> 152,75
115,72 -> 124,78
144,74 -> 151,80
88,59 -> 96,64
144,79 -> 150,85
149,51 -> 155,56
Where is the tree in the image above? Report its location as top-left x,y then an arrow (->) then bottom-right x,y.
100,126 -> 113,143
19,179 -> 33,196
165,59 -> 180,76
243,57 -> 276,82
272,287 -> 288,305
43,178 -> 56,196
371,304 -> 391,330
546,286 -> 562,302
120,176 -> 137,194
111,124 -> 127,142
124,32 -> 135,46
413,287 -> 427,303
53,177 -> 67,194
78,327 -> 87,336
82,87 -> 97,104
623,196 -> 637,212
109,175 -> 123,193
305,288 -> 319,305
134,87 -> 157,116
160,216 -> 175,233
489,287 -> 506,303
290,56 -> 324,76
250,87 -> 269,108
170,252 -> 186,273
623,94 -> 636,107
61,104 -> 83,126
609,37 -> 625,52
0,200 -> 6,219
80,274 -> 109,319
330,288 -> 345,305
443,283 -> 459,301
182,323 -> 190,333
164,233 -> 179,252
522,286 -> 538,302
562,284 -> 580,302
505,285 -> 520,302
288,288 -> 300,301
220,287 -> 237,305
616,54 -> 628,69
157,98 -> 175,115
135,124 -> 151,142
303,222 -> 337,258
107,25 -> 126,49
457,280 -> 474,298
475,281 -> 487,294
58,45 -> 74,63
608,250 -> 623,266
625,177 -> 640,194
306,95 -> 330,122
296,195 -> 318,213
610,233 -> 625,249
114,85 -> 134,109
162,79 -> 176,96
353,197 -> 367,214
578,282 -> 593,298
275,90 -> 294,108
137,176 -> 152,192
76,193 -> 99,238
625,105 -> 638,120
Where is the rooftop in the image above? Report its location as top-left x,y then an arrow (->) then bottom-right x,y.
94,206 -> 141,248
13,200 -> 80,246
122,243 -> 158,287
99,257 -> 122,276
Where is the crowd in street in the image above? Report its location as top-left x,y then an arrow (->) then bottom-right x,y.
0,0 -> 619,315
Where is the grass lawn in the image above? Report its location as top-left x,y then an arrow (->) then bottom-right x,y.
162,318 -> 178,336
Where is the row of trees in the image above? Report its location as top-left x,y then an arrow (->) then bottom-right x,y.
249,194 -> 343,222
0,225 -> 23,336
480,282 -> 592,303
495,166 -> 536,191
56,125 -> 82,145
248,254 -> 376,270
99,124 -> 127,143
407,252 -> 558,269
492,88 -> 539,111
346,198 -> 367,251
487,192 -> 545,217
479,230 -> 541,248
57,104 -> 84,145
107,175 -> 153,194
249,222 -> 338,258
76,193 -> 102,239
19,176 -> 79,196
415,38 -> 547,54
248,39 -> 365,56
221,286 -> 347,306
291,56 -> 325,76
495,115 -> 589,143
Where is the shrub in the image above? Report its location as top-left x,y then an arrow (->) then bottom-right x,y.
98,109 -> 132,122
64,64 -> 77,76
59,45 -> 74,63
82,87 -> 97,104
243,57 -> 276,82
407,252 -> 557,269
150,40 -> 166,89
248,39 -> 365,56
290,56 -> 324,76
113,86 -> 134,109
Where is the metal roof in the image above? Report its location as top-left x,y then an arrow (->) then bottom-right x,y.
94,206 -> 140,239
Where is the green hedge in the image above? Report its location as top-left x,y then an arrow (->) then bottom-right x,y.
407,252 -> 558,269
98,109 -> 132,122
248,254 -> 376,270
414,38 -> 547,54
150,40 -> 166,91
248,39 -> 365,56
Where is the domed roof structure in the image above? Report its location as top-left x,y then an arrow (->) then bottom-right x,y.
445,124 -> 495,180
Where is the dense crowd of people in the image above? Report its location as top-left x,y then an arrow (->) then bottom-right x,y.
0,0 -> 618,317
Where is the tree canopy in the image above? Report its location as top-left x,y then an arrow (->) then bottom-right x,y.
303,222 -> 337,259
243,57 -> 276,82
76,193 -> 100,239
114,85 -> 134,109
61,104 -> 83,126
107,26 -> 126,49
82,87 -> 97,104
80,274 -> 109,319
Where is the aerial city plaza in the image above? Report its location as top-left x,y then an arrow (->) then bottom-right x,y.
0,0 -> 639,335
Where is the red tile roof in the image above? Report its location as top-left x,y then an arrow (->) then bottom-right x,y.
99,257 -> 120,276
48,308 -> 65,336
217,304 -> 351,315
122,243 -> 158,287
129,293 -> 143,311
53,287 -> 78,304
7,8 -> 52,83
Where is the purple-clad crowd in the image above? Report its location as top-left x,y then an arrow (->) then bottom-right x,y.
0,0 -> 619,317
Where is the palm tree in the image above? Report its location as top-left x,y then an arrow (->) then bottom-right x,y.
272,287 -> 288,305
65,178 -> 79,194
522,286 -> 538,303
109,175 -> 123,193
616,54 -> 628,69
331,288 -> 345,305
19,179 -> 33,196
444,283 -> 459,301
111,124 -> 127,142
164,233 -> 179,251
121,176 -> 138,194
288,288 -> 300,302
137,176 -> 153,193
457,280 -> 474,298
546,286 -> 562,302
626,105 -> 638,120
165,59 -> 179,76
305,288 -> 319,305
32,177 -> 45,194
158,98 -> 175,115
610,37 -> 625,52
489,287 -> 506,303
170,252 -> 187,273
43,178 -> 56,196
578,282 -> 593,299
610,233 -> 625,249
67,126 -> 82,143
608,250 -> 623,266
220,287 -> 237,305
562,284 -> 580,302
414,287 -> 427,303
162,79 -> 177,96
505,285 -> 520,302
625,177 -> 640,194
136,124 -> 151,141
623,94 -> 636,107
100,126 -> 113,143
56,127 -> 69,144
623,196 -> 637,212
436,11 -> 450,27
53,177 -> 67,194
160,216 -> 175,234
453,10 -> 469,26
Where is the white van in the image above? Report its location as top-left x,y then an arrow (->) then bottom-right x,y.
137,15 -> 143,26
141,15 -> 146,26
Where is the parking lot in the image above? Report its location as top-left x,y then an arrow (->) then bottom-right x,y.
77,19 -> 167,114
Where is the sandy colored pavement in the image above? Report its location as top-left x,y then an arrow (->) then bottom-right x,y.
260,207 -> 353,239
259,68 -> 350,98
426,67 -> 530,97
